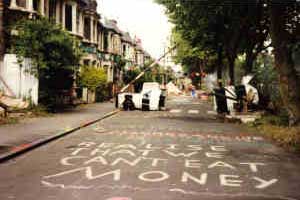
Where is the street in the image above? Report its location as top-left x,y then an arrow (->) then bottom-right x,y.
0,95 -> 300,200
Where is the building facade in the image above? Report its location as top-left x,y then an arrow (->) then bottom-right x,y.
0,0 -> 153,104
121,32 -> 135,70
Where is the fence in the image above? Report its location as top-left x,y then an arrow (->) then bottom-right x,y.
0,54 -> 38,105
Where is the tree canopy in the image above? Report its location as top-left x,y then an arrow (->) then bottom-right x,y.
157,0 -> 300,125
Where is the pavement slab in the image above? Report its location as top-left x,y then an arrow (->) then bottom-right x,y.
0,102 -> 115,157
0,96 -> 299,200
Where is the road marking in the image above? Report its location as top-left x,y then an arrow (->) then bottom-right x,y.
170,109 -> 182,113
191,102 -> 202,105
188,110 -> 199,114
170,109 -> 200,114
106,197 -> 132,200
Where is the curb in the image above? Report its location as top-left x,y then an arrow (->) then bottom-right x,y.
0,109 -> 119,163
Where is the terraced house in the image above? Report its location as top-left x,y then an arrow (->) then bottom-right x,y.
0,0 -> 152,104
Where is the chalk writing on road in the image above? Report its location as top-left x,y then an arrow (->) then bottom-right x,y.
42,140 -> 278,191
92,130 -> 265,143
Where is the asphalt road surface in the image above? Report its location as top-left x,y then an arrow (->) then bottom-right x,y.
0,96 -> 300,200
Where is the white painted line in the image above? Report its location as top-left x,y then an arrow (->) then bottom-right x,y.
188,110 -> 199,114
191,102 -> 201,105
170,109 -> 182,113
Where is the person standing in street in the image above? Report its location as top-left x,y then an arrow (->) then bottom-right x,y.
190,84 -> 196,98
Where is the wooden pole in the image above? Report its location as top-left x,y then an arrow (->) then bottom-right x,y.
120,45 -> 177,93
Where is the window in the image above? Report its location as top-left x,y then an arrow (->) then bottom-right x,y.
123,44 -> 126,57
65,4 -> 73,31
76,9 -> 80,34
84,17 -> 91,40
44,0 -> 48,16
33,0 -> 39,11
16,0 -> 26,8
104,32 -> 108,51
94,21 -> 97,41
49,0 -> 56,19
97,30 -> 100,45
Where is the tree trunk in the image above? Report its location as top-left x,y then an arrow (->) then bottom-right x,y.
194,58 -> 201,89
217,45 -> 223,86
228,56 -> 235,85
245,50 -> 255,74
270,5 -> 300,126
0,0 -> 4,60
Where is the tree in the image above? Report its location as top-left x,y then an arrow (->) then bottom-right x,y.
156,0 -> 271,84
269,1 -> 300,125
171,30 -> 208,88
11,17 -> 82,109
241,1 -> 270,74
158,0 -> 300,125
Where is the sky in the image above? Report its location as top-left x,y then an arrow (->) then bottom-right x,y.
98,0 -> 173,59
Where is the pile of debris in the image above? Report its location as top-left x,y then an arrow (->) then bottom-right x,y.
0,91 -> 29,117
166,82 -> 182,96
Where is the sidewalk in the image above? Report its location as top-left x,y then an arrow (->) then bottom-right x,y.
0,102 -> 116,157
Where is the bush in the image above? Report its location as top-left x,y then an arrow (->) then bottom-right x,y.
79,66 -> 107,91
255,112 -> 289,127
78,66 -> 110,102
95,84 -> 111,102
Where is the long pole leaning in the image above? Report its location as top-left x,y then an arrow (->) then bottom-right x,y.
119,45 -> 177,93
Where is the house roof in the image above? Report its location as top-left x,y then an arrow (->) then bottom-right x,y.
143,51 -> 151,58
103,19 -> 122,34
135,44 -> 144,52
82,0 -> 97,11
80,0 -> 90,5
80,0 -> 100,19
121,32 -> 133,44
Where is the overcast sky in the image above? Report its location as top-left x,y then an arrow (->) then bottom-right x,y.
98,0 -> 173,59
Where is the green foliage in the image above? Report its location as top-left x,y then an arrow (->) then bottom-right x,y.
156,0 -> 270,83
79,66 -> 107,91
234,56 -> 246,84
95,84 -> 111,102
255,113 -> 289,127
123,68 -> 140,85
10,17 -> 82,109
11,17 -> 82,76
116,58 -> 127,70
171,30 -> 207,88
251,54 -> 281,110
172,30 -> 202,65
158,0 -> 300,125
